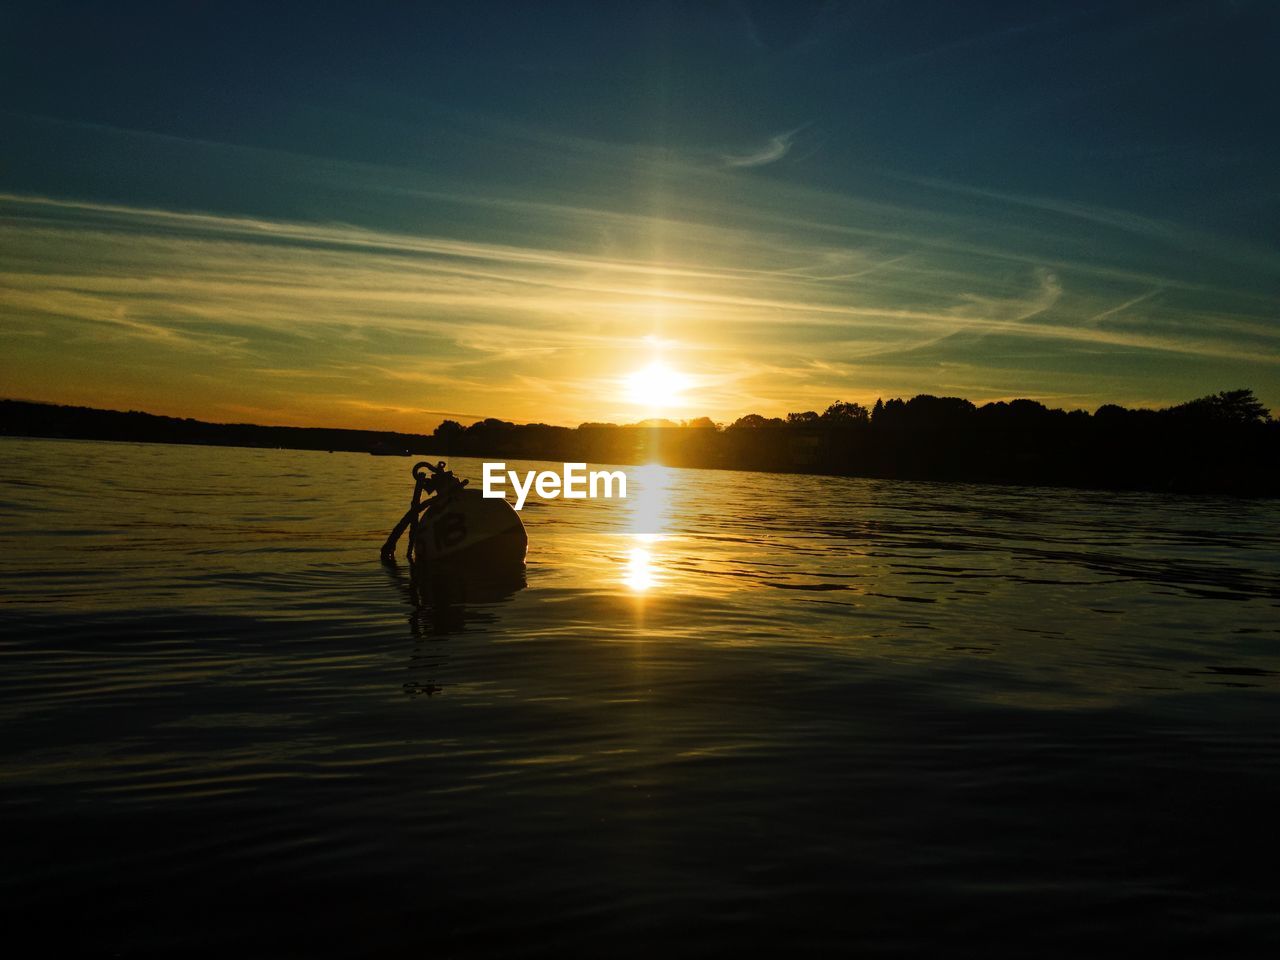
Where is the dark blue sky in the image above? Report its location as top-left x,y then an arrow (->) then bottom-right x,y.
2,1 -> 1278,426
7,2 -> 1276,223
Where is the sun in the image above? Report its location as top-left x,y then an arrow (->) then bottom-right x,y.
625,362 -> 690,409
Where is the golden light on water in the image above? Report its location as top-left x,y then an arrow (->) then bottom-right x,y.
622,463 -> 675,593
624,545 -> 657,592
626,463 -> 674,537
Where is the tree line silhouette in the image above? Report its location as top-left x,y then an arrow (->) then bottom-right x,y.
3,388 -> 1276,496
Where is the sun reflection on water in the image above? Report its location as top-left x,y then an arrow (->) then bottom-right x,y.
627,463 -> 673,537
621,463 -> 674,593
624,545 -> 656,592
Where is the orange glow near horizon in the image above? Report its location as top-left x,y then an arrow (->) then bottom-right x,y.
3,177 -> 1277,434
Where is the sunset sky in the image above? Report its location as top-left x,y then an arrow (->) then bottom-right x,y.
2,1 -> 1278,431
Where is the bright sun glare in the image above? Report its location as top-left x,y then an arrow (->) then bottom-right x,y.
625,362 -> 690,409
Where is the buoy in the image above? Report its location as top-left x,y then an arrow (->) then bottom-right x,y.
412,486 -> 528,568
381,461 -> 528,575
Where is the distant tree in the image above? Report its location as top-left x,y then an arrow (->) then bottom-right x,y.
821,401 -> 869,425
871,398 -> 885,423
976,398 -> 1050,431
879,398 -> 906,424
433,419 -> 464,441
729,413 -> 783,429
904,395 -> 976,425
1008,399 -> 1048,417
786,410 -> 820,425
577,422 -> 619,430
1168,388 -> 1270,425
685,416 -> 718,430
467,417 -> 515,433
0,387 -> 1275,495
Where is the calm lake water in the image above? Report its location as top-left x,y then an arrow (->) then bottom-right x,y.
2,437 -> 1279,956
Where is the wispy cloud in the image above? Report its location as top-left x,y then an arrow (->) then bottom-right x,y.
722,127 -> 803,168
0,115 -> 1277,427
